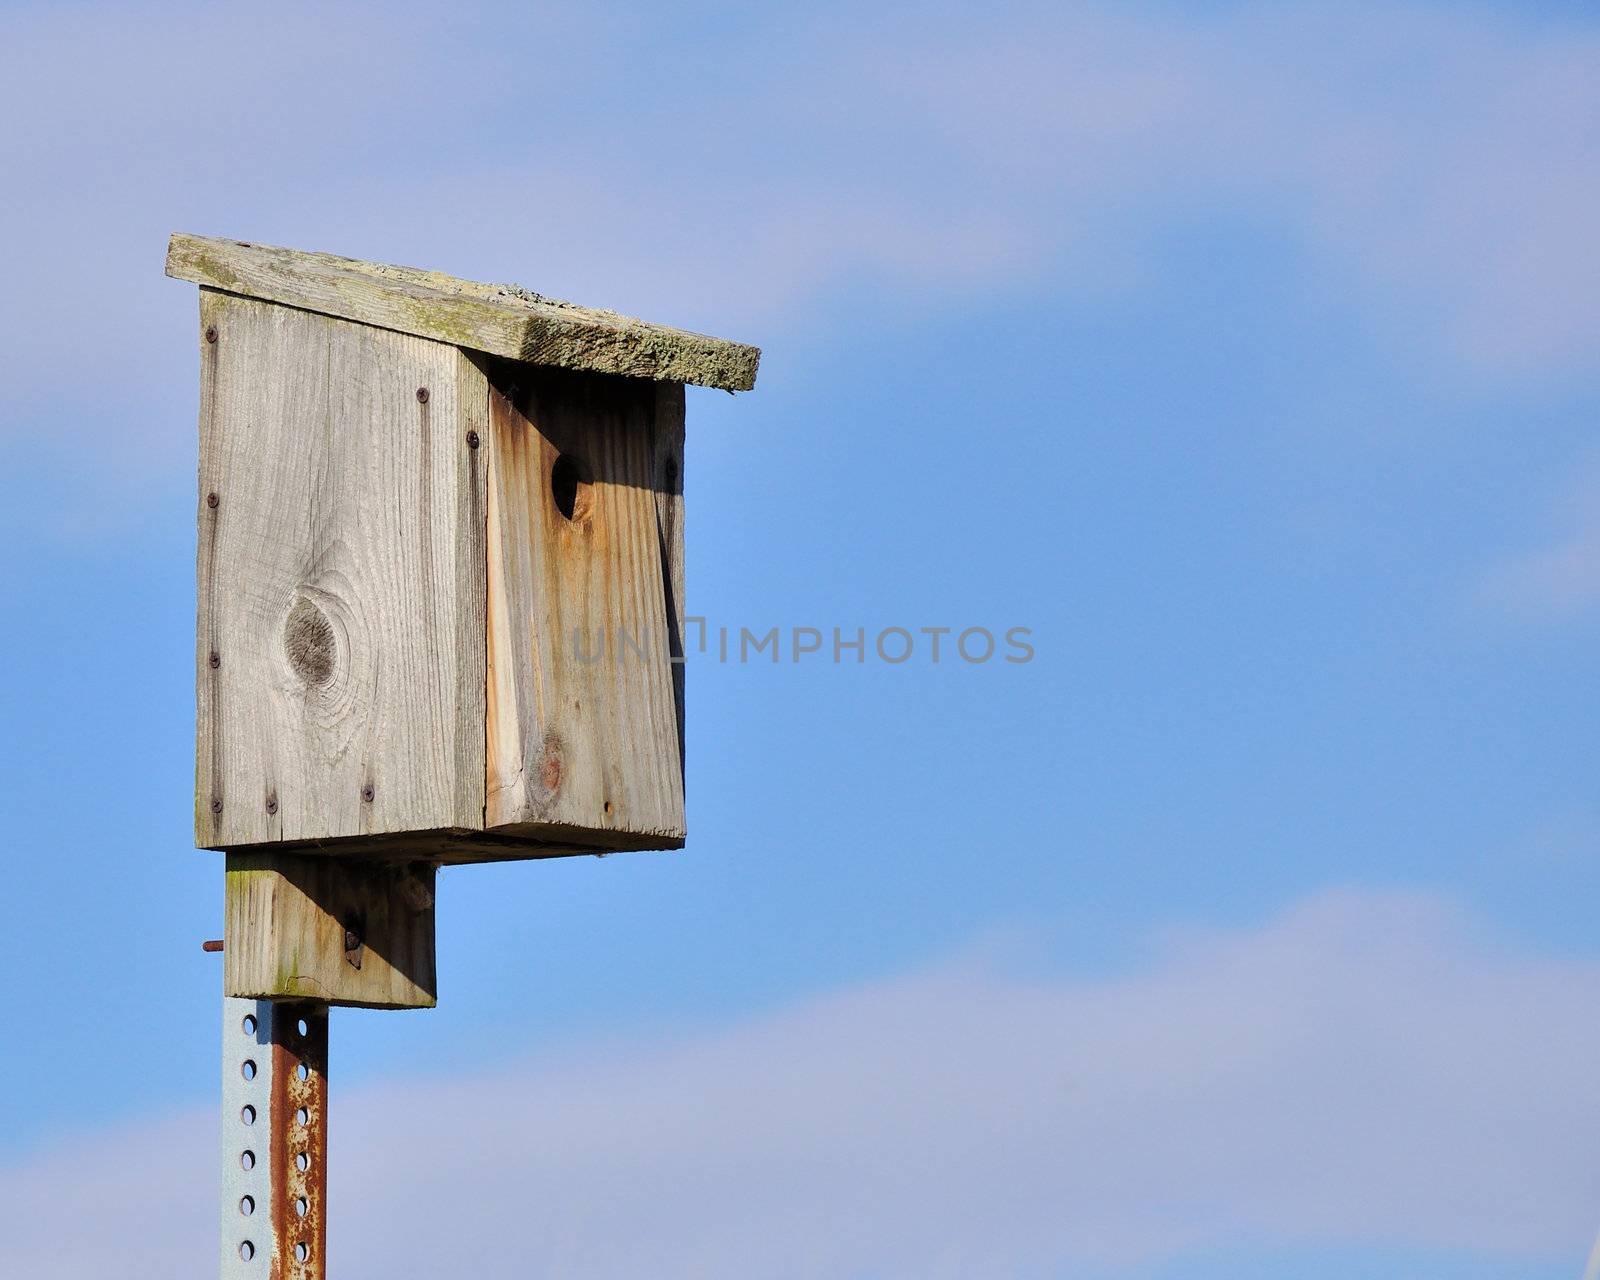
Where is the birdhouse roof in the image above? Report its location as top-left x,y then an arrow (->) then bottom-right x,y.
166,234 -> 760,392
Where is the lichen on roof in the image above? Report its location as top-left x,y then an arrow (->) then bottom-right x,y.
166,233 -> 760,392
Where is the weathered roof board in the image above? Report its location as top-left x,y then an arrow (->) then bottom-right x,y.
166,234 -> 760,392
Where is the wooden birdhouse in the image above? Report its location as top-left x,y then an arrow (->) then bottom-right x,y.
168,234 -> 759,1009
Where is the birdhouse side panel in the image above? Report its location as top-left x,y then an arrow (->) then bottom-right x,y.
653,381 -> 687,782
196,291 -> 488,850
484,367 -> 686,850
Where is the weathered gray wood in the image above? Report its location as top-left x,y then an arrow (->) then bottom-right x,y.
196,291 -> 487,851
225,852 -> 437,1009
167,234 -> 760,392
484,365 -> 687,850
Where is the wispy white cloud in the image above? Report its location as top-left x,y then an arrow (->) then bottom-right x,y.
0,1 -> 1594,536
2,3 -> 1597,400
5,888 -> 1596,1276
1476,453 -> 1600,623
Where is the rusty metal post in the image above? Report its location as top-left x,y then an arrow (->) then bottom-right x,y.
221,997 -> 329,1279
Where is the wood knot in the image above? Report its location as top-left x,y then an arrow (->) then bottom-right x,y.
283,597 -> 336,687
539,733 -> 564,796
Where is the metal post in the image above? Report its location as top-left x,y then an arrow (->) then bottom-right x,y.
221,997 -> 329,1279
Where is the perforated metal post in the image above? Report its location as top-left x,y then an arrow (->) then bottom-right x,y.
221,997 -> 329,1280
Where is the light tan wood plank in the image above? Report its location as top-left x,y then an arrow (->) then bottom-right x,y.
167,233 -> 760,392
485,366 -> 686,849
196,292 -> 486,850
224,852 -> 437,1009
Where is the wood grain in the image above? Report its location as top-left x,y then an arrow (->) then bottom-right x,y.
224,852 -> 437,1009
196,291 -> 486,850
485,365 -> 687,850
167,233 -> 760,392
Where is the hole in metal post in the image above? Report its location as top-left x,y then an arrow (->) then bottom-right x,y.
296,1107 -> 309,1126
295,1152 -> 310,1172
240,1105 -> 255,1125
242,1015 -> 256,1036
239,1196 -> 254,1216
241,1060 -> 256,1081
295,1242 -> 310,1263
240,1150 -> 255,1171
239,1241 -> 254,1261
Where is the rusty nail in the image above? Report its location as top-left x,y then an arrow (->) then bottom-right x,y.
211,799 -> 223,814
202,939 -> 224,953
416,387 -> 429,404
205,326 -> 217,344
361,783 -> 375,803
466,430 -> 480,449
208,650 -> 220,669
206,491 -> 219,509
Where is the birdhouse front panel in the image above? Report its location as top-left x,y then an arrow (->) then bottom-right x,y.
484,364 -> 687,850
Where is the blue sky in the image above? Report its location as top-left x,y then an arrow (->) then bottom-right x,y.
1,2 -> 1598,1276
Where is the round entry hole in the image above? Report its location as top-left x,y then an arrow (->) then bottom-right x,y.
551,454 -> 593,522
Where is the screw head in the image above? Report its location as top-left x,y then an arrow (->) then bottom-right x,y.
415,387 -> 430,404
206,491 -> 219,509
210,799 -> 223,815
265,796 -> 278,815
466,430 -> 480,449
205,326 -> 218,344
208,651 -> 220,669
361,783 -> 375,803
